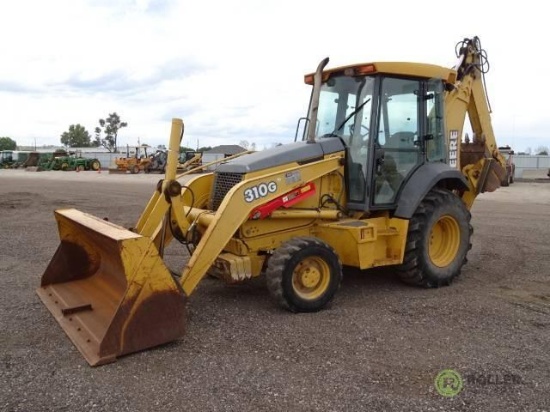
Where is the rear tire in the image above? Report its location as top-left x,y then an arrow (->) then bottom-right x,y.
266,237 -> 342,312
396,188 -> 472,288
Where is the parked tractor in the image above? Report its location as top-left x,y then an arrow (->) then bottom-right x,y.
146,150 -> 168,173
59,151 -> 101,172
0,151 -> 32,168
497,146 -> 515,186
110,145 -> 152,174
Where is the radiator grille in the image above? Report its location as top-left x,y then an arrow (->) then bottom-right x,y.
210,172 -> 244,211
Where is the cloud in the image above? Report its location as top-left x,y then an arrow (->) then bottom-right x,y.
0,0 -> 548,153
0,81 -> 38,94
54,57 -> 207,96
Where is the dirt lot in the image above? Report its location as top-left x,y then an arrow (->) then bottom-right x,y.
1,169 -> 549,411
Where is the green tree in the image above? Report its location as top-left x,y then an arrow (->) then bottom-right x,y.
0,137 -> 17,150
536,145 -> 549,156
60,124 -> 92,147
94,112 -> 128,152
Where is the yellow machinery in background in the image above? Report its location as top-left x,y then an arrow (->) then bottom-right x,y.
177,151 -> 202,172
37,37 -> 507,365
110,145 -> 152,174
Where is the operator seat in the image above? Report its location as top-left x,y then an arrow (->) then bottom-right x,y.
348,161 -> 366,201
385,131 -> 416,150
375,154 -> 403,197
374,133 -> 412,203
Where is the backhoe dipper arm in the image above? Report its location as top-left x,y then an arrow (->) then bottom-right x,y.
444,37 -> 507,208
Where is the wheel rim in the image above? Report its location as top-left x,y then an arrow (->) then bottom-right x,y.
291,257 -> 330,300
429,215 -> 461,267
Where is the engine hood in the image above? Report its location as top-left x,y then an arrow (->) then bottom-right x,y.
215,138 -> 345,174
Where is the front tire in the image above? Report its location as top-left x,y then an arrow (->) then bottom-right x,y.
266,237 -> 342,312
396,188 -> 472,288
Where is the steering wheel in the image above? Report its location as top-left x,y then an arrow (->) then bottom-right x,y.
349,124 -> 369,138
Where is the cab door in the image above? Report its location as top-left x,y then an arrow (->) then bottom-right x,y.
371,77 -> 423,206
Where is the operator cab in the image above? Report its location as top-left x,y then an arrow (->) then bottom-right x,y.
305,63 -> 448,212
1,150 -> 14,163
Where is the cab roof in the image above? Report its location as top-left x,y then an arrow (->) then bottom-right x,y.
304,62 -> 457,85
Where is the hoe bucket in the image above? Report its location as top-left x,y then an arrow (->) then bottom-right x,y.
36,208 -> 187,366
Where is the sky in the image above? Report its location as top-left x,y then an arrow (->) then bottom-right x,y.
1,0 -> 549,153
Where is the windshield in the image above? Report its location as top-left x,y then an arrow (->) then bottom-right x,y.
315,75 -> 374,148
310,74 -> 374,203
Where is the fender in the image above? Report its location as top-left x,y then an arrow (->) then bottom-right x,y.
394,163 -> 468,219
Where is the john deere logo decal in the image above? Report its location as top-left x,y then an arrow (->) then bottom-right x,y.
435,369 -> 463,397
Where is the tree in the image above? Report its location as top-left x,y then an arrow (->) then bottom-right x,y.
239,140 -> 250,150
60,124 -> 92,147
94,127 -> 101,146
94,112 -> 128,152
0,137 -> 17,150
535,145 -> 549,156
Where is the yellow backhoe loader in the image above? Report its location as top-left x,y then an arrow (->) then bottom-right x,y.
177,151 -> 202,172
37,37 -> 507,366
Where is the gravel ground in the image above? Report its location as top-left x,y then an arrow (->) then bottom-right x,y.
0,169 -> 549,412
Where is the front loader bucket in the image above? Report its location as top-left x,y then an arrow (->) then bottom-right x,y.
36,209 -> 187,366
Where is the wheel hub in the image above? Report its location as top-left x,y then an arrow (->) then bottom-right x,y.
299,267 -> 321,288
291,257 -> 330,300
429,214 -> 460,267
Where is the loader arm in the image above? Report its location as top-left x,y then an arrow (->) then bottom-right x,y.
176,155 -> 344,296
132,118 -> 344,296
